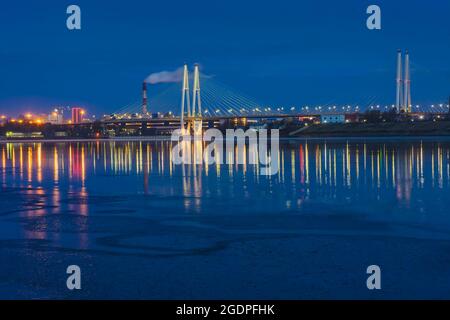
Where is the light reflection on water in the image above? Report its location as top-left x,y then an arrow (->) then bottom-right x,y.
1,139 -> 450,223
2,138 -> 450,299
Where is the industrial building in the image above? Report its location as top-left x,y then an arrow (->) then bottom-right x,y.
71,107 -> 85,124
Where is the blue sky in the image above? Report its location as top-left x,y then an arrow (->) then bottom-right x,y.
0,0 -> 449,116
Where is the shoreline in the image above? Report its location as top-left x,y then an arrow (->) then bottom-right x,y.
2,135 -> 450,143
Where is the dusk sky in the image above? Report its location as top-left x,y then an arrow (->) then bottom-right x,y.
0,0 -> 449,116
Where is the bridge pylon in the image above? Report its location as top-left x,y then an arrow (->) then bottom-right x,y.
403,51 -> 412,113
396,50 -> 403,113
191,64 -> 203,138
180,64 -> 191,135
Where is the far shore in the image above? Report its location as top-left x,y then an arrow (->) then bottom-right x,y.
3,135 -> 450,144
2,120 -> 450,142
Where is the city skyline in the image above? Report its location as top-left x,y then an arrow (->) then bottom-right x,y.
0,0 -> 449,116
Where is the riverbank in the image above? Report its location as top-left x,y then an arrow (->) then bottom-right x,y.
2,121 -> 450,142
0,136 -> 173,143
288,121 -> 450,137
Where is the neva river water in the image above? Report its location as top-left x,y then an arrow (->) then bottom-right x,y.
1,138 -> 450,299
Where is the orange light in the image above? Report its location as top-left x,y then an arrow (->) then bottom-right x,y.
0,115 -> 6,119
25,113 -> 32,119
10,119 -> 16,123
68,120 -> 72,124
36,119 -> 42,124
18,120 -> 23,124
80,110 -> 85,115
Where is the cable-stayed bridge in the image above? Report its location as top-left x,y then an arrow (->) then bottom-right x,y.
106,62 -> 449,128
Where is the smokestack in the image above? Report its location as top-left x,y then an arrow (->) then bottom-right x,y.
396,50 -> 403,113
142,82 -> 148,114
404,50 -> 411,113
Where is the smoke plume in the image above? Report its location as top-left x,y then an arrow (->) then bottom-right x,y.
145,67 -> 183,84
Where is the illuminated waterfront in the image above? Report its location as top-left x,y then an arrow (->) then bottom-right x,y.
1,138 -> 450,298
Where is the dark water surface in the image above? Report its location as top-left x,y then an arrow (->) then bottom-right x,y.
1,138 -> 450,299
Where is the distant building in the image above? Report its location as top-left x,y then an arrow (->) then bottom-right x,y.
48,109 -> 64,124
344,113 -> 361,123
71,107 -> 84,124
321,114 -> 345,124
298,116 -> 319,124
152,112 -> 163,119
